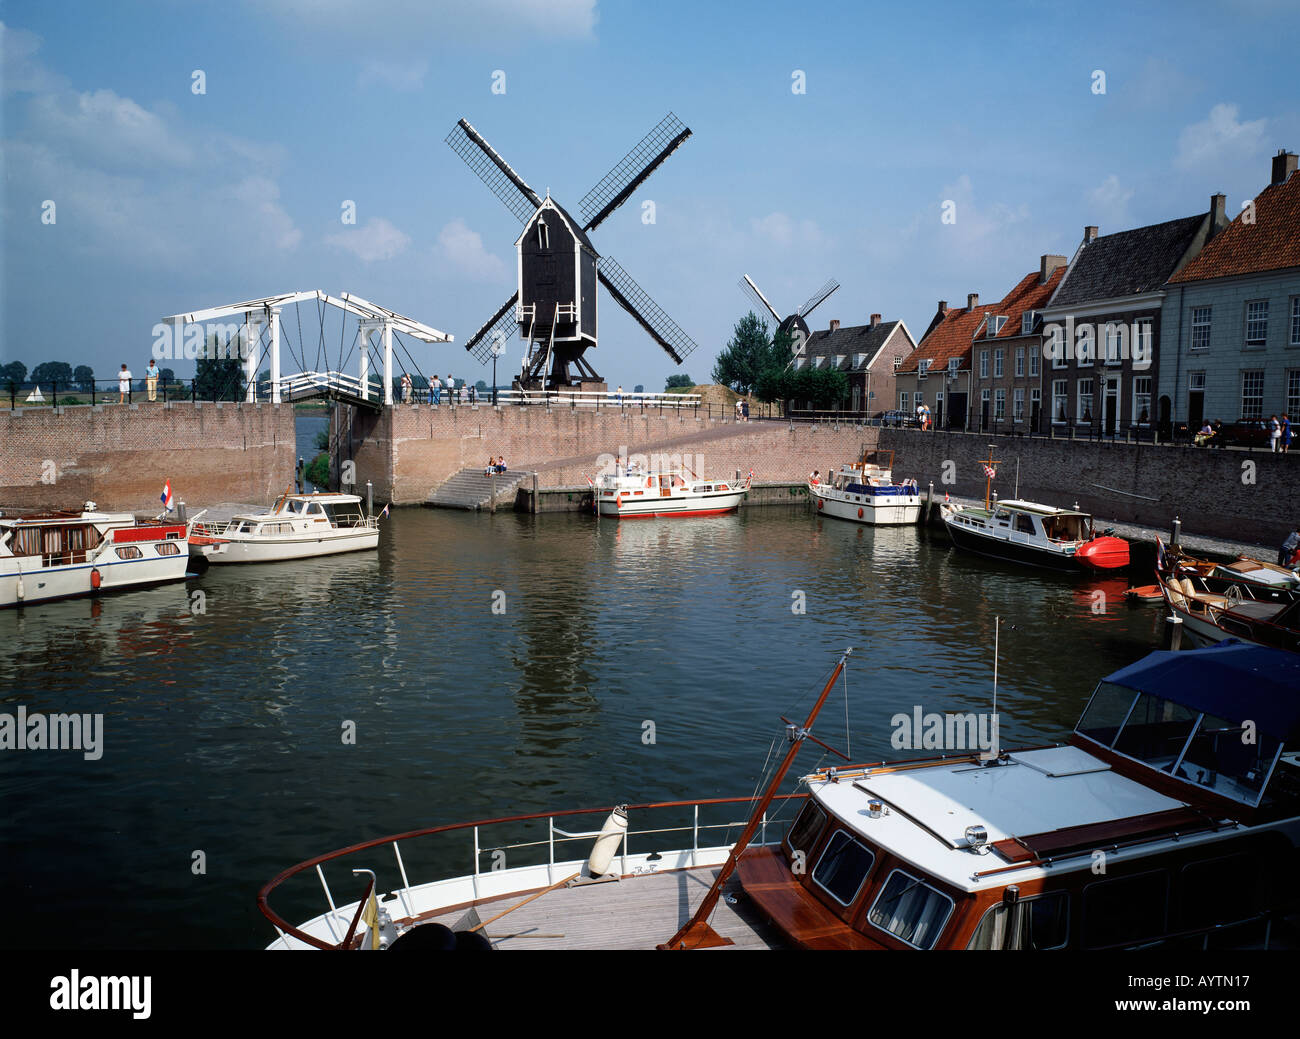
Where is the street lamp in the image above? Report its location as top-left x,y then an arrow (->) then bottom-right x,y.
490,333 -> 505,406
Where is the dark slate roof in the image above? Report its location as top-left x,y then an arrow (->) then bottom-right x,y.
1050,214 -> 1206,307
519,197 -> 599,256
803,320 -> 903,368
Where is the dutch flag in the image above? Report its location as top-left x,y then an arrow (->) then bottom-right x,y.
160,480 -> 175,513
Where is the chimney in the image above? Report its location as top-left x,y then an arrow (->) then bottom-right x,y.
1272,149 -> 1298,186
1084,225 -> 1099,243
870,313 -> 881,327
829,319 -> 840,332
1208,193 -> 1227,238
1039,254 -> 1067,284
966,293 -> 979,312
937,300 -> 949,316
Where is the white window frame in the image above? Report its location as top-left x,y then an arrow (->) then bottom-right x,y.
979,350 -> 989,379
1076,324 -> 1094,367
1014,347 -> 1025,378
1049,324 -> 1068,369
994,388 -> 1006,420
948,358 -> 960,377
1241,370 -> 1264,419
1104,323 -> 1124,365
1287,369 -> 1300,416
1245,300 -> 1268,348
1021,311 -> 1035,335
1291,297 -> 1300,347
811,830 -> 876,908
866,868 -> 956,951
1030,344 -> 1040,377
1052,379 -> 1068,422
1078,378 -> 1095,424
1132,375 -> 1152,425
994,349 -> 1004,378
1190,307 -> 1212,352
1013,387 -> 1025,421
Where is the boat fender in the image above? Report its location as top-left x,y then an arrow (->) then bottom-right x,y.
90,568 -> 102,590
817,500 -> 823,511
587,805 -> 628,877
15,575 -> 24,601
858,507 -> 864,519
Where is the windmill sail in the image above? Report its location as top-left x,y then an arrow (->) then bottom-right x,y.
444,119 -> 542,224
739,275 -> 783,326
597,257 -> 698,365
579,113 -> 692,233
464,292 -> 520,364
798,278 -> 840,318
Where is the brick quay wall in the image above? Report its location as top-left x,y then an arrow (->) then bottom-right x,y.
878,427 -> 1297,545
0,403 -> 295,512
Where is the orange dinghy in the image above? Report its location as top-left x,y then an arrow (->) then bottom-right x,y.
1075,535 -> 1130,570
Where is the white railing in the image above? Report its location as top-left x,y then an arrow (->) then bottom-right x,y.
485,389 -> 701,409
278,370 -> 369,400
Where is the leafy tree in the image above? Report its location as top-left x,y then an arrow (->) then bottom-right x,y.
633,384 -> 644,394
31,361 -> 73,387
313,430 -> 329,451
711,312 -> 784,395
304,452 -> 330,490
73,365 -> 95,391
665,374 -> 693,390
476,380 -> 488,392
196,336 -> 245,400
1,361 -> 27,386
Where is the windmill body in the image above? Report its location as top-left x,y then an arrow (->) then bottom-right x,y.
447,115 -> 699,391
739,273 -> 840,362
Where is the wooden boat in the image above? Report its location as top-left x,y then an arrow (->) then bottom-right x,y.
0,503 -> 189,608
187,492 -> 380,564
1159,572 -> 1300,653
1160,540 -> 1299,600
939,449 -> 1128,572
594,464 -> 750,518
808,450 -> 921,526
258,643 -> 1300,950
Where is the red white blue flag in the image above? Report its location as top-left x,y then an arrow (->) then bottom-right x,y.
160,480 -> 174,512
983,465 -> 997,479
1155,535 -> 1166,572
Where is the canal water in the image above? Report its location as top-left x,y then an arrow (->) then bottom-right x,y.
1,415 -> 1166,949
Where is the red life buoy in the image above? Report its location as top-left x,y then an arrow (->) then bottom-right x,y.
817,500 -> 823,510
90,568 -> 102,590
858,507 -> 864,518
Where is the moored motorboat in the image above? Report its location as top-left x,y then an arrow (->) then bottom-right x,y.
258,643 -> 1299,950
1,502 -> 190,608
188,492 -> 380,563
1159,571 -> 1300,653
808,450 -> 921,526
594,464 -> 751,518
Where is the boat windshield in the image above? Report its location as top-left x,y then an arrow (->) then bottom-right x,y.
1042,514 -> 1087,542
323,501 -> 367,527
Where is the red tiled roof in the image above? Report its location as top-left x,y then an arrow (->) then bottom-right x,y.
993,266 -> 1065,338
1170,171 -> 1300,283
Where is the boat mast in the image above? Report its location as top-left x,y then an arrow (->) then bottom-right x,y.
660,646 -> 854,950
981,445 -> 1001,511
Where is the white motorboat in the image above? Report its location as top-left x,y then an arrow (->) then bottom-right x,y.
0,503 -> 190,608
808,450 -> 921,525
188,493 -> 380,564
594,465 -> 751,518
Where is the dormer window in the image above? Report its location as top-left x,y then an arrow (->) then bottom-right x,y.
1022,311 -> 1037,334
536,219 -> 550,250
988,315 -> 1006,337
948,358 -> 960,376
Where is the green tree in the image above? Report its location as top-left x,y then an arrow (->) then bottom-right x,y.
633,384 -> 644,394
31,361 -> 73,387
712,312 -> 784,394
304,453 -> 330,490
196,336 -> 245,400
665,373 -> 694,390
73,365 -> 95,391
1,361 -> 27,387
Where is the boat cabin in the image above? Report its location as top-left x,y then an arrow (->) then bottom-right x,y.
738,642 -> 1300,949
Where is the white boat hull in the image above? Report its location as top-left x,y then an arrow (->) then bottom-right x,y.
190,526 -> 379,563
1,542 -> 190,608
811,485 -> 921,525
597,489 -> 747,518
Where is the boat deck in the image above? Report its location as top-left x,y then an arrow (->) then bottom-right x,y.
424,867 -> 785,950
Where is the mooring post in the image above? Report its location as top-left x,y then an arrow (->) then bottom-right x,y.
531,473 -> 538,514
1165,615 -> 1184,651
1171,515 -> 1181,548
926,481 -> 934,524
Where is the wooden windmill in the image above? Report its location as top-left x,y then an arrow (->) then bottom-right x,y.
738,274 -> 840,359
446,114 -> 699,391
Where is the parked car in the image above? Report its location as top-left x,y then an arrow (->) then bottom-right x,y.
874,409 -> 920,428
1218,419 -> 1273,448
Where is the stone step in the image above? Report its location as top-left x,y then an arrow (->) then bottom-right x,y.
427,468 -> 531,510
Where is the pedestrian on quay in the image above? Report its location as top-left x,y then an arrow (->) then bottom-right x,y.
742,398 -> 750,421
1269,414 -> 1281,452
145,359 -> 160,402
1282,414 -> 1292,454
430,374 -> 441,405
401,372 -> 413,404
446,375 -> 456,404
118,363 -> 132,404
735,398 -> 743,421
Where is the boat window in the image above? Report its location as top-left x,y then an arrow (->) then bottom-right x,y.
968,892 -> 1069,950
1176,854 -> 1261,931
812,830 -> 876,907
307,503 -> 325,516
784,802 -> 826,865
13,528 -> 42,556
1014,514 -> 1035,535
115,546 -> 143,559
156,542 -> 181,555
1171,712 -> 1282,805
1082,871 -> 1168,948
1075,681 -> 1140,747
324,502 -> 366,527
1043,514 -> 1086,541
993,508 -> 1010,524
867,869 -> 954,949
1112,694 -> 1199,771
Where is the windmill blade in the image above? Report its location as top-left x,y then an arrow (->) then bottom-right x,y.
579,113 -> 692,233
445,119 -> 543,224
597,257 -> 697,365
797,278 -> 841,319
739,275 -> 783,326
464,292 -> 519,364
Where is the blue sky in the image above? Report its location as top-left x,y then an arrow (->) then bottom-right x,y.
3,0 -> 1298,389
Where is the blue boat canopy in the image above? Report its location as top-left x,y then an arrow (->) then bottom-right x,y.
1095,640 -> 1300,743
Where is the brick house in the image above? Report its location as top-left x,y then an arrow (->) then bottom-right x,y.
895,294 -> 990,429
1159,149 -> 1300,431
794,314 -> 918,414
969,255 -> 1066,433
1039,200 -> 1228,436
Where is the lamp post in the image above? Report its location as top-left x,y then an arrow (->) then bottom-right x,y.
490,333 -> 505,407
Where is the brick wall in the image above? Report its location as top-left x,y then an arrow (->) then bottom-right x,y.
0,403 -> 295,512
339,403 -> 882,503
879,427 -> 1297,544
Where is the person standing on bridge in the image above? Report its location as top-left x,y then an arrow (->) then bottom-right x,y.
430,374 -> 441,405
446,374 -> 456,405
145,359 -> 160,402
118,363 -> 132,404
401,372 -> 412,404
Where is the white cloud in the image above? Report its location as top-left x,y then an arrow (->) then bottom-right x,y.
750,212 -> 826,249
434,218 -> 507,281
0,22 -> 65,97
357,58 -> 428,92
326,217 -> 410,263
1175,103 -> 1267,170
1085,174 -> 1135,228
27,88 -> 192,169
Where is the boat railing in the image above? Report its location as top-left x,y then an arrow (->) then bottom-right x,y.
258,794 -> 808,950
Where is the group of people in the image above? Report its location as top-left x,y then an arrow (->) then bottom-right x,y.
1269,414 -> 1293,452
419,375 -> 479,406
116,361 -> 163,403
914,402 -> 932,430
734,397 -> 751,421
1280,526 -> 1300,567
484,456 -> 507,475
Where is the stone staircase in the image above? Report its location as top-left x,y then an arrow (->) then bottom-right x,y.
427,468 -> 531,510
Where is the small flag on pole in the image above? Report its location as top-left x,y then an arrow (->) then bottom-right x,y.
379,503 -> 390,518
1155,535 -> 1166,572
160,480 -> 174,512
983,465 -> 997,479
